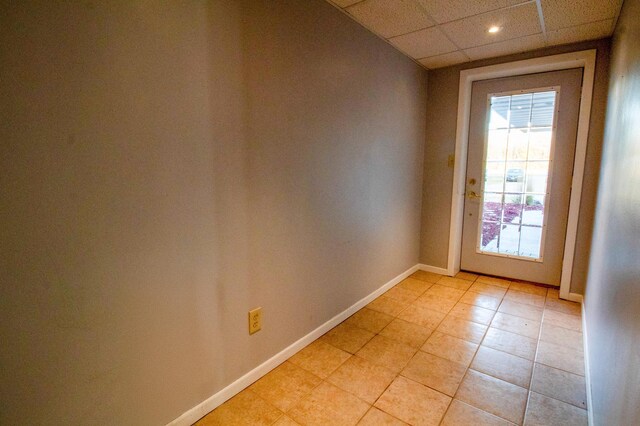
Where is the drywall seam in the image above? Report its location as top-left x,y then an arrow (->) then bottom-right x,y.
166,263 -> 420,426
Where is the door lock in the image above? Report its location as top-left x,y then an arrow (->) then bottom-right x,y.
467,190 -> 481,200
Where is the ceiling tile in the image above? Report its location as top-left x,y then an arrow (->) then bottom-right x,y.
346,0 -> 435,38
541,0 -> 622,31
464,33 -> 546,61
329,0 -> 362,7
441,2 -> 541,49
389,27 -> 457,59
419,51 -> 469,69
546,19 -> 613,46
419,0 -> 528,24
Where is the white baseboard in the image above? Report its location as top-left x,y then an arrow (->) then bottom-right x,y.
581,298 -> 594,426
166,263 -> 420,426
567,292 -> 584,303
418,263 -> 450,276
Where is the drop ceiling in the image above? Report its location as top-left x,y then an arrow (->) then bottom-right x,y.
327,0 -> 623,69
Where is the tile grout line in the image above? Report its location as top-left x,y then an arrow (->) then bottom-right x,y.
521,290 -> 552,425
453,278 -> 530,425
442,274 -> 505,423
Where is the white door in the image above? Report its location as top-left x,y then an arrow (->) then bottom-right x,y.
460,69 -> 583,286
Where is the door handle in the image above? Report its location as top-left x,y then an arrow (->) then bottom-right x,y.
467,190 -> 481,200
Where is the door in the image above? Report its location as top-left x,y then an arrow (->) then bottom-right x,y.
460,69 -> 583,286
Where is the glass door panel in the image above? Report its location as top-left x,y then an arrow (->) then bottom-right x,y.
477,89 -> 557,261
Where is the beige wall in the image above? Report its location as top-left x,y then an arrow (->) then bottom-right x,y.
584,0 -> 640,423
419,39 -> 610,294
0,1 -> 427,424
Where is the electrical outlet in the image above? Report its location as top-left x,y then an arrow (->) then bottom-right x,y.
248,307 -> 262,335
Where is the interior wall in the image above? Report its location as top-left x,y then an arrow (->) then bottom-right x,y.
419,39 -> 610,293
584,0 -> 640,423
0,1 -> 427,425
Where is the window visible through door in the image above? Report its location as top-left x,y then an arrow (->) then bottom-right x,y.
478,88 -> 559,261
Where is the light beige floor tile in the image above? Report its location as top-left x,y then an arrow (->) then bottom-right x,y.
367,295 -> 410,317
413,293 -> 457,313
196,389 -> 282,426
509,282 -> 548,296
425,284 -> 466,301
498,300 -> 543,321
274,416 -> 300,425
288,382 -> 370,426
476,275 -> 511,288
344,308 -> 394,333
542,309 -> 582,331
437,276 -> 473,291
401,351 -> 467,396
437,315 -> 488,343
249,361 -> 321,412
449,302 -> 496,325
531,363 -> 587,409
471,346 -> 533,388
289,341 -> 351,379
460,291 -> 502,310
356,335 -> 417,373
204,273 -> 593,426
441,400 -> 514,426
379,318 -> 433,348
327,355 -> 396,404
398,304 -> 447,329
375,376 -> 451,426
469,282 -> 508,299
320,323 -> 375,354
456,370 -> 528,424
385,286 -> 422,304
524,392 -> 587,426
545,298 -> 582,316
410,270 -> 443,283
422,331 -> 479,366
503,289 -> 546,308
455,271 -> 479,281
398,277 -> 433,294
539,323 -> 583,350
358,407 -> 407,425
536,340 -> 584,376
482,327 -> 538,360
491,312 -> 541,339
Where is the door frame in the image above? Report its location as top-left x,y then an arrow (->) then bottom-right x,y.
447,49 -> 596,302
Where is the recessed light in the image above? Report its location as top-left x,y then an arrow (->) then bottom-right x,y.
488,26 -> 501,33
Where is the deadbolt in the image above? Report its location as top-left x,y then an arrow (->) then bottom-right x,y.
467,190 -> 481,200
468,178 -> 476,185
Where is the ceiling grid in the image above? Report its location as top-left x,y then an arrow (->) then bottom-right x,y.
327,0 -> 623,69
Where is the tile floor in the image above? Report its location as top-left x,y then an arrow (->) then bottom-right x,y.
195,271 -> 587,425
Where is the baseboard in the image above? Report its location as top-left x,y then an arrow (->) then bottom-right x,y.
581,297 -> 594,426
567,292 -> 584,303
166,263 -> 420,426
418,263 -> 450,276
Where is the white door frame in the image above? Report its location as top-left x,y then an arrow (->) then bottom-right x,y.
447,49 -> 596,302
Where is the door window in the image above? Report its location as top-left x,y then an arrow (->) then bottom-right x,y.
478,89 -> 558,261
